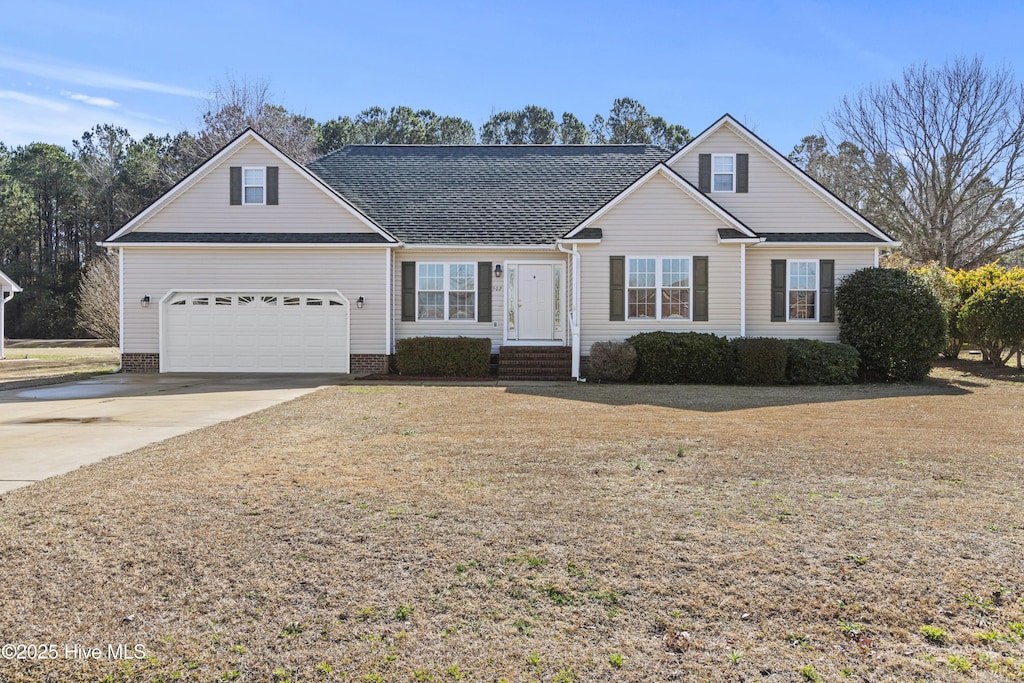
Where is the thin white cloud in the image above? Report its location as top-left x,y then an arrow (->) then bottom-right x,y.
62,91 -> 120,108
0,89 -> 69,112
0,53 -> 204,98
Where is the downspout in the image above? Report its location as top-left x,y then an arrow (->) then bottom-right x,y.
385,247 -> 393,356
0,289 -> 9,360
117,247 -> 124,369
873,248 -> 879,267
739,244 -> 746,337
556,243 -> 581,379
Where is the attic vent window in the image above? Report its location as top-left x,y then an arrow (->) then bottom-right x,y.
243,167 -> 265,204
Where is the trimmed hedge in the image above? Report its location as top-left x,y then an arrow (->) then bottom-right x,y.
395,336 -> 492,377
784,339 -> 860,385
731,337 -> 788,385
627,331 -> 734,384
836,267 -> 946,381
588,341 -> 638,381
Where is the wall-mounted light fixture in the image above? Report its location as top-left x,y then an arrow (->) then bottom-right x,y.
356,296 -> 365,309
140,295 -> 151,308
494,264 -> 503,278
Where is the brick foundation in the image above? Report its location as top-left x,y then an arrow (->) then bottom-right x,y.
349,354 -> 389,374
121,352 -> 160,373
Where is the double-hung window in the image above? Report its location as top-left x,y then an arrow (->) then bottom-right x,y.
627,257 -> 691,320
417,263 -> 476,321
243,167 -> 265,204
712,154 -> 735,192
788,260 -> 817,320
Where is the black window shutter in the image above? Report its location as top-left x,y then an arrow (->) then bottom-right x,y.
819,259 -> 835,322
693,256 -> 709,321
266,166 -> 279,205
698,154 -> 711,193
477,262 -> 492,323
609,256 -> 625,321
229,166 -> 242,205
771,259 -> 787,322
401,262 -> 416,322
736,154 -> 749,193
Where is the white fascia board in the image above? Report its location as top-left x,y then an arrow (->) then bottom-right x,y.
718,237 -> 762,245
556,238 -> 602,245
669,115 -> 896,244
0,269 -> 22,292
100,242 -> 397,249
399,244 -> 557,251
106,129 -> 397,243
564,163 -> 757,239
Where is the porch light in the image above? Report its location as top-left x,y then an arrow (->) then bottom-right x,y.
356,296 -> 365,309
494,264 -> 503,278
140,295 -> 151,308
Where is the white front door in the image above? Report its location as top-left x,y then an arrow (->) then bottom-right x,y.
517,264 -> 555,341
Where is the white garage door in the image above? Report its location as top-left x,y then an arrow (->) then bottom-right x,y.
162,292 -> 349,373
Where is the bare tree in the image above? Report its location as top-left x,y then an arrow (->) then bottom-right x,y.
76,251 -> 119,343
827,57 -> 1024,268
190,78 -> 319,163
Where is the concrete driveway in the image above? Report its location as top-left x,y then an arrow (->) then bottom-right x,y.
0,373 -> 345,493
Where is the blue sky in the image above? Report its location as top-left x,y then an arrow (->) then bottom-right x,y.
2,0 -> 1023,154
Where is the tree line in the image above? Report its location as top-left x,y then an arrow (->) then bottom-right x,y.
4,59 -> 1024,340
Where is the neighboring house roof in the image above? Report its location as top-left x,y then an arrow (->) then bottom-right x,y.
758,232 -> 886,244
669,114 -> 897,244
306,145 -> 672,245
0,268 -> 22,292
106,232 -> 392,245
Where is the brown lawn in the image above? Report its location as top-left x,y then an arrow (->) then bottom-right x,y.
0,342 -> 119,389
0,364 -> 1022,682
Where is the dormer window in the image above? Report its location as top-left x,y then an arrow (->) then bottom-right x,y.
712,155 -> 735,192
243,167 -> 265,204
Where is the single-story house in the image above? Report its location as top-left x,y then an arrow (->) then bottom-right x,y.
101,114 -> 896,378
0,268 -> 22,360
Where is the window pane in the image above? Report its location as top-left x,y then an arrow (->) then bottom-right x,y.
628,288 -> 656,319
662,258 -> 689,288
713,174 -> 733,191
244,168 -> 264,185
789,291 -> 816,319
449,263 -> 475,292
417,291 -> 443,319
448,292 -> 475,319
418,263 -> 444,291
713,156 -> 734,173
244,187 -> 264,203
662,288 -> 690,318
628,258 -> 655,287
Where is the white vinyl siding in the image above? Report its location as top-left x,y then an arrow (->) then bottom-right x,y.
393,250 -> 565,353
121,247 -> 387,355
132,139 -> 376,234
670,125 -> 866,233
578,173 -> 742,350
746,247 -> 876,339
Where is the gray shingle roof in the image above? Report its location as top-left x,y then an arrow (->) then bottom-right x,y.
109,232 -> 391,244
307,145 -> 672,245
759,232 -> 885,243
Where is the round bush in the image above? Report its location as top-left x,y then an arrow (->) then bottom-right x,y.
835,268 -> 946,381
588,341 -> 638,381
627,331 -> 734,384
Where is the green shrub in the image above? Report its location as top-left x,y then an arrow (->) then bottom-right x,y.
836,267 -> 946,381
957,279 -> 1024,367
784,339 -> 860,385
731,337 -> 787,385
394,337 -> 491,377
627,331 -> 734,384
588,341 -> 637,381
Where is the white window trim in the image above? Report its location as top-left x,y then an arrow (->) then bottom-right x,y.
786,259 -> 819,322
416,262 -> 478,322
626,256 -> 693,321
711,154 -> 735,193
242,166 -> 266,205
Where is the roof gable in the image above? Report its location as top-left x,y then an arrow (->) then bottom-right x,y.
0,268 -> 22,292
564,163 -> 757,239
668,115 -> 895,243
106,129 -> 396,243
307,144 -> 672,245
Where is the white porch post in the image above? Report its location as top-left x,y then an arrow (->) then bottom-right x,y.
385,247 -> 393,355
0,290 -> 6,360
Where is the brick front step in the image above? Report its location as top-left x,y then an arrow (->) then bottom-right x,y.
497,346 -> 572,381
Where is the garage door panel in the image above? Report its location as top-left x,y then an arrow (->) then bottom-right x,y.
163,291 -> 349,373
